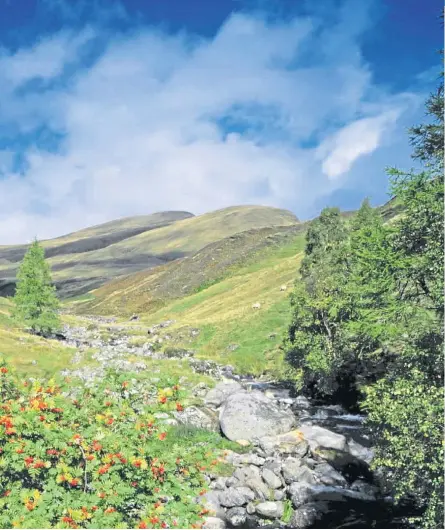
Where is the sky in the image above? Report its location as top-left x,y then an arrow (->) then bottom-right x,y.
0,0 -> 442,244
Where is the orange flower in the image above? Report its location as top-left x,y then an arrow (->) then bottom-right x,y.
70,478 -> 79,487
106,418 -> 114,425
159,396 -> 167,404
149,517 -> 160,525
98,464 -> 111,475
175,403 -> 184,412
92,441 -> 102,452
104,507 -> 116,514
0,367 -> 8,374
86,454 -> 95,461
3,490 -> 11,497
16,448 -> 24,454
24,456 -> 34,467
158,432 -> 167,441
122,381 -> 128,388
25,501 -> 35,511
98,492 -> 106,499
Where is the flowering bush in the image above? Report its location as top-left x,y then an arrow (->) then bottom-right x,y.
0,360 -> 223,529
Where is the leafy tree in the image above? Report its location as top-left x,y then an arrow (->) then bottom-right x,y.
12,240 -> 60,335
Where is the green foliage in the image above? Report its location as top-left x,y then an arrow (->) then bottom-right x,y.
0,361 -> 227,529
285,64 -> 444,526
12,241 -> 60,335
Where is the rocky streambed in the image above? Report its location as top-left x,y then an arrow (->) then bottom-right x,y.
54,319 -> 414,528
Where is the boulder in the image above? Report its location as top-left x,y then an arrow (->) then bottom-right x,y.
313,462 -> 348,486
347,438 -> 374,465
289,482 -> 314,508
225,507 -> 247,527
261,468 -> 282,489
289,502 -> 329,528
173,406 -> 219,432
219,391 -> 296,442
297,425 -> 347,452
282,458 -> 303,484
255,501 -> 284,519
201,491 -> 225,519
219,487 -> 254,507
259,430 -> 309,457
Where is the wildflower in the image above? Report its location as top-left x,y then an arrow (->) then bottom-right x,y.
158,432 -> 167,441
0,367 -> 8,374
106,418 -> 114,425
175,402 -> 184,412
138,522 -> 148,529
159,395 -> 167,404
70,478 -> 80,487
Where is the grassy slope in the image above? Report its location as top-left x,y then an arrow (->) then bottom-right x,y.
0,206 -> 298,299
0,297 -> 76,378
72,228 -> 306,376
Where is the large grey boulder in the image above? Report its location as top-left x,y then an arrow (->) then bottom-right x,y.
261,468 -> 282,489
313,462 -> 348,486
204,381 -> 243,408
255,501 -> 284,519
282,457 -> 303,484
347,438 -> 374,465
219,391 -> 296,442
297,425 -> 347,452
258,430 -> 309,457
173,406 -> 219,432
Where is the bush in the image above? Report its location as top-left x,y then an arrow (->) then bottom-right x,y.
0,362 -> 223,529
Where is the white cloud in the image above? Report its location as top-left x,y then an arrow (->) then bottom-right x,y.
0,4 -> 425,244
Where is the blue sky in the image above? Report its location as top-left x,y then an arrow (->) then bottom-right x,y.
0,0 -> 442,243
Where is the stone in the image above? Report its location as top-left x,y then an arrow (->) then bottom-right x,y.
313,462 -> 348,486
219,487 -> 253,507
244,478 -> 270,501
347,438 -> 374,465
246,502 -> 256,515
173,406 -> 219,432
258,430 -> 309,457
289,502 -> 329,528
297,425 -> 347,452
225,507 -> 247,527
282,458 -> 303,484
202,517 -> 226,529
237,454 -> 265,466
263,458 -> 282,475
211,477 -> 228,491
289,482 -> 315,508
219,391 -> 296,442
201,491 -> 225,519
273,489 -> 286,501
204,381 -> 243,408
292,465 -> 317,485
261,468 -> 282,489
255,501 -> 284,519
350,480 -> 379,498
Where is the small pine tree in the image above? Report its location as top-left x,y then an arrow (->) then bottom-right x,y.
12,240 -> 60,335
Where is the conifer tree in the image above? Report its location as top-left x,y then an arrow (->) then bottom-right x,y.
12,240 -> 60,335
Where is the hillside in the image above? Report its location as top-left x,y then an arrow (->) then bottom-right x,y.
0,205 -> 298,299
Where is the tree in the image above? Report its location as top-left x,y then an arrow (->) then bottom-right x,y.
12,240 -> 60,335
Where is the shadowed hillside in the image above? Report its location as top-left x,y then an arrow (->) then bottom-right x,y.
0,206 -> 299,299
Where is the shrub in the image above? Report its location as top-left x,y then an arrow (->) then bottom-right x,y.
0,362 -> 222,529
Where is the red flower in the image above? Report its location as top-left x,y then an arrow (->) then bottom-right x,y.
86,454 -> 95,461
98,464 -> 111,475
106,418 -> 114,425
105,401 -> 112,407
175,403 -> 184,412
104,507 -> 116,514
0,367 -> 8,374
131,481 -> 138,487
39,415 -> 45,422
150,517 -> 160,525
70,478 -> 79,487
24,456 -> 34,467
3,490 -> 11,497
16,448 -> 24,454
33,460 -> 46,469
161,523 -> 168,529
158,432 -> 167,441
92,441 -> 102,452
138,522 -> 148,529
159,396 -> 167,404
98,492 -> 106,499
47,449 -> 58,455
91,506 -> 98,511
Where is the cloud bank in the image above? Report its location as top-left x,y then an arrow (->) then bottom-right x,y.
0,0 -> 426,244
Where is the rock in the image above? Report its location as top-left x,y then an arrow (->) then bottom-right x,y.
293,395 -> 311,408
219,487 -> 253,507
246,502 -> 256,515
252,302 -> 261,309
347,438 -> 374,465
263,458 -> 282,475
292,465 -> 317,485
201,491 -> 225,519
233,465 -> 262,485
289,483 -> 314,508
307,485 -> 377,503
227,343 -> 239,351
297,425 -> 347,452
236,440 -> 250,447
255,501 -> 284,519
173,406 -> 219,432
211,477 -> 228,491
313,462 -> 348,486
244,478 -> 270,501
282,458 -> 303,484
202,517 -> 226,529
261,468 -> 282,489
289,502 -> 329,528
219,391 -> 296,442
163,347 -> 194,359
350,480 -> 379,498
129,315 -> 139,321
236,454 -> 265,466
258,430 -> 309,457
273,489 -> 286,501
225,507 -> 247,527
205,382 -> 243,408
